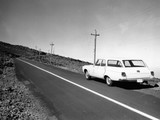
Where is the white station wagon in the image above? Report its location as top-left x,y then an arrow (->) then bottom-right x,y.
82,58 -> 154,86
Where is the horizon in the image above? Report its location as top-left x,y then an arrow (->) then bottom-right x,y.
0,0 -> 160,77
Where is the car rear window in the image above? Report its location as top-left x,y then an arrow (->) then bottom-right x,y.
123,60 -> 145,67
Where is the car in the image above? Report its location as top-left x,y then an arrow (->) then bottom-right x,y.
82,58 -> 155,86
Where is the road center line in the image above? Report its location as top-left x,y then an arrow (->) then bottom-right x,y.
18,59 -> 159,120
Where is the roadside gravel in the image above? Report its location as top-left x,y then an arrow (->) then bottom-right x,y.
0,65 -> 57,120
134,81 -> 160,99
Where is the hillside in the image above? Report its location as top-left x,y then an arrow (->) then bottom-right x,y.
0,41 -> 46,57
0,41 -> 91,73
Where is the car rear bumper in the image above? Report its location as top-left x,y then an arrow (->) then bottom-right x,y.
118,77 -> 155,83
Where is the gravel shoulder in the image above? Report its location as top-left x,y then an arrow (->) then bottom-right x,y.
133,80 -> 160,99
0,61 -> 58,120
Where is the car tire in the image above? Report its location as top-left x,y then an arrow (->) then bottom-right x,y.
142,81 -> 149,85
105,76 -> 113,86
85,71 -> 91,80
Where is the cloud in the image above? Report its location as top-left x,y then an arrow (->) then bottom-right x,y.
119,22 -> 129,34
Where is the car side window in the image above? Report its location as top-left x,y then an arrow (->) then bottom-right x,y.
107,60 -> 122,67
95,59 -> 101,66
117,61 -> 122,67
101,59 -> 106,66
123,61 -> 131,67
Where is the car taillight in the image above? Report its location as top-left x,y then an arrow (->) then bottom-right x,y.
121,72 -> 126,77
151,71 -> 154,76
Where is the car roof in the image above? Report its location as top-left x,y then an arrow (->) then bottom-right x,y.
98,58 -> 143,61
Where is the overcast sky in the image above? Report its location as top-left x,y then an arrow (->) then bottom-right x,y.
0,0 -> 160,71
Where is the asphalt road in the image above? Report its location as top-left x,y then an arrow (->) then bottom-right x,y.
14,59 -> 160,120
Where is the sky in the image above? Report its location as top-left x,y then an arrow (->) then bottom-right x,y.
0,0 -> 160,77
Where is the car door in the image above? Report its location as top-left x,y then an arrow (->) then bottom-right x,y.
94,59 -> 106,78
92,59 -> 101,77
105,60 -> 123,80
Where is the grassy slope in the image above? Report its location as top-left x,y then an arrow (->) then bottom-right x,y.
0,41 -> 91,74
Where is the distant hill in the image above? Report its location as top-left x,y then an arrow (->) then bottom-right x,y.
0,41 -> 91,73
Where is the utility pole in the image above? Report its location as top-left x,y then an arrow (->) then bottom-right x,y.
91,29 -> 100,65
50,43 -> 54,64
50,43 -> 54,54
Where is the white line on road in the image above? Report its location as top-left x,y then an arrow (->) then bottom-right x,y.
18,59 -> 159,120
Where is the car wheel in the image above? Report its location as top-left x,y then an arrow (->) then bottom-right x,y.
85,71 -> 91,80
142,81 -> 149,85
105,77 -> 113,86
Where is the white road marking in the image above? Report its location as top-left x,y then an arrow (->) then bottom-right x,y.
18,59 -> 159,120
